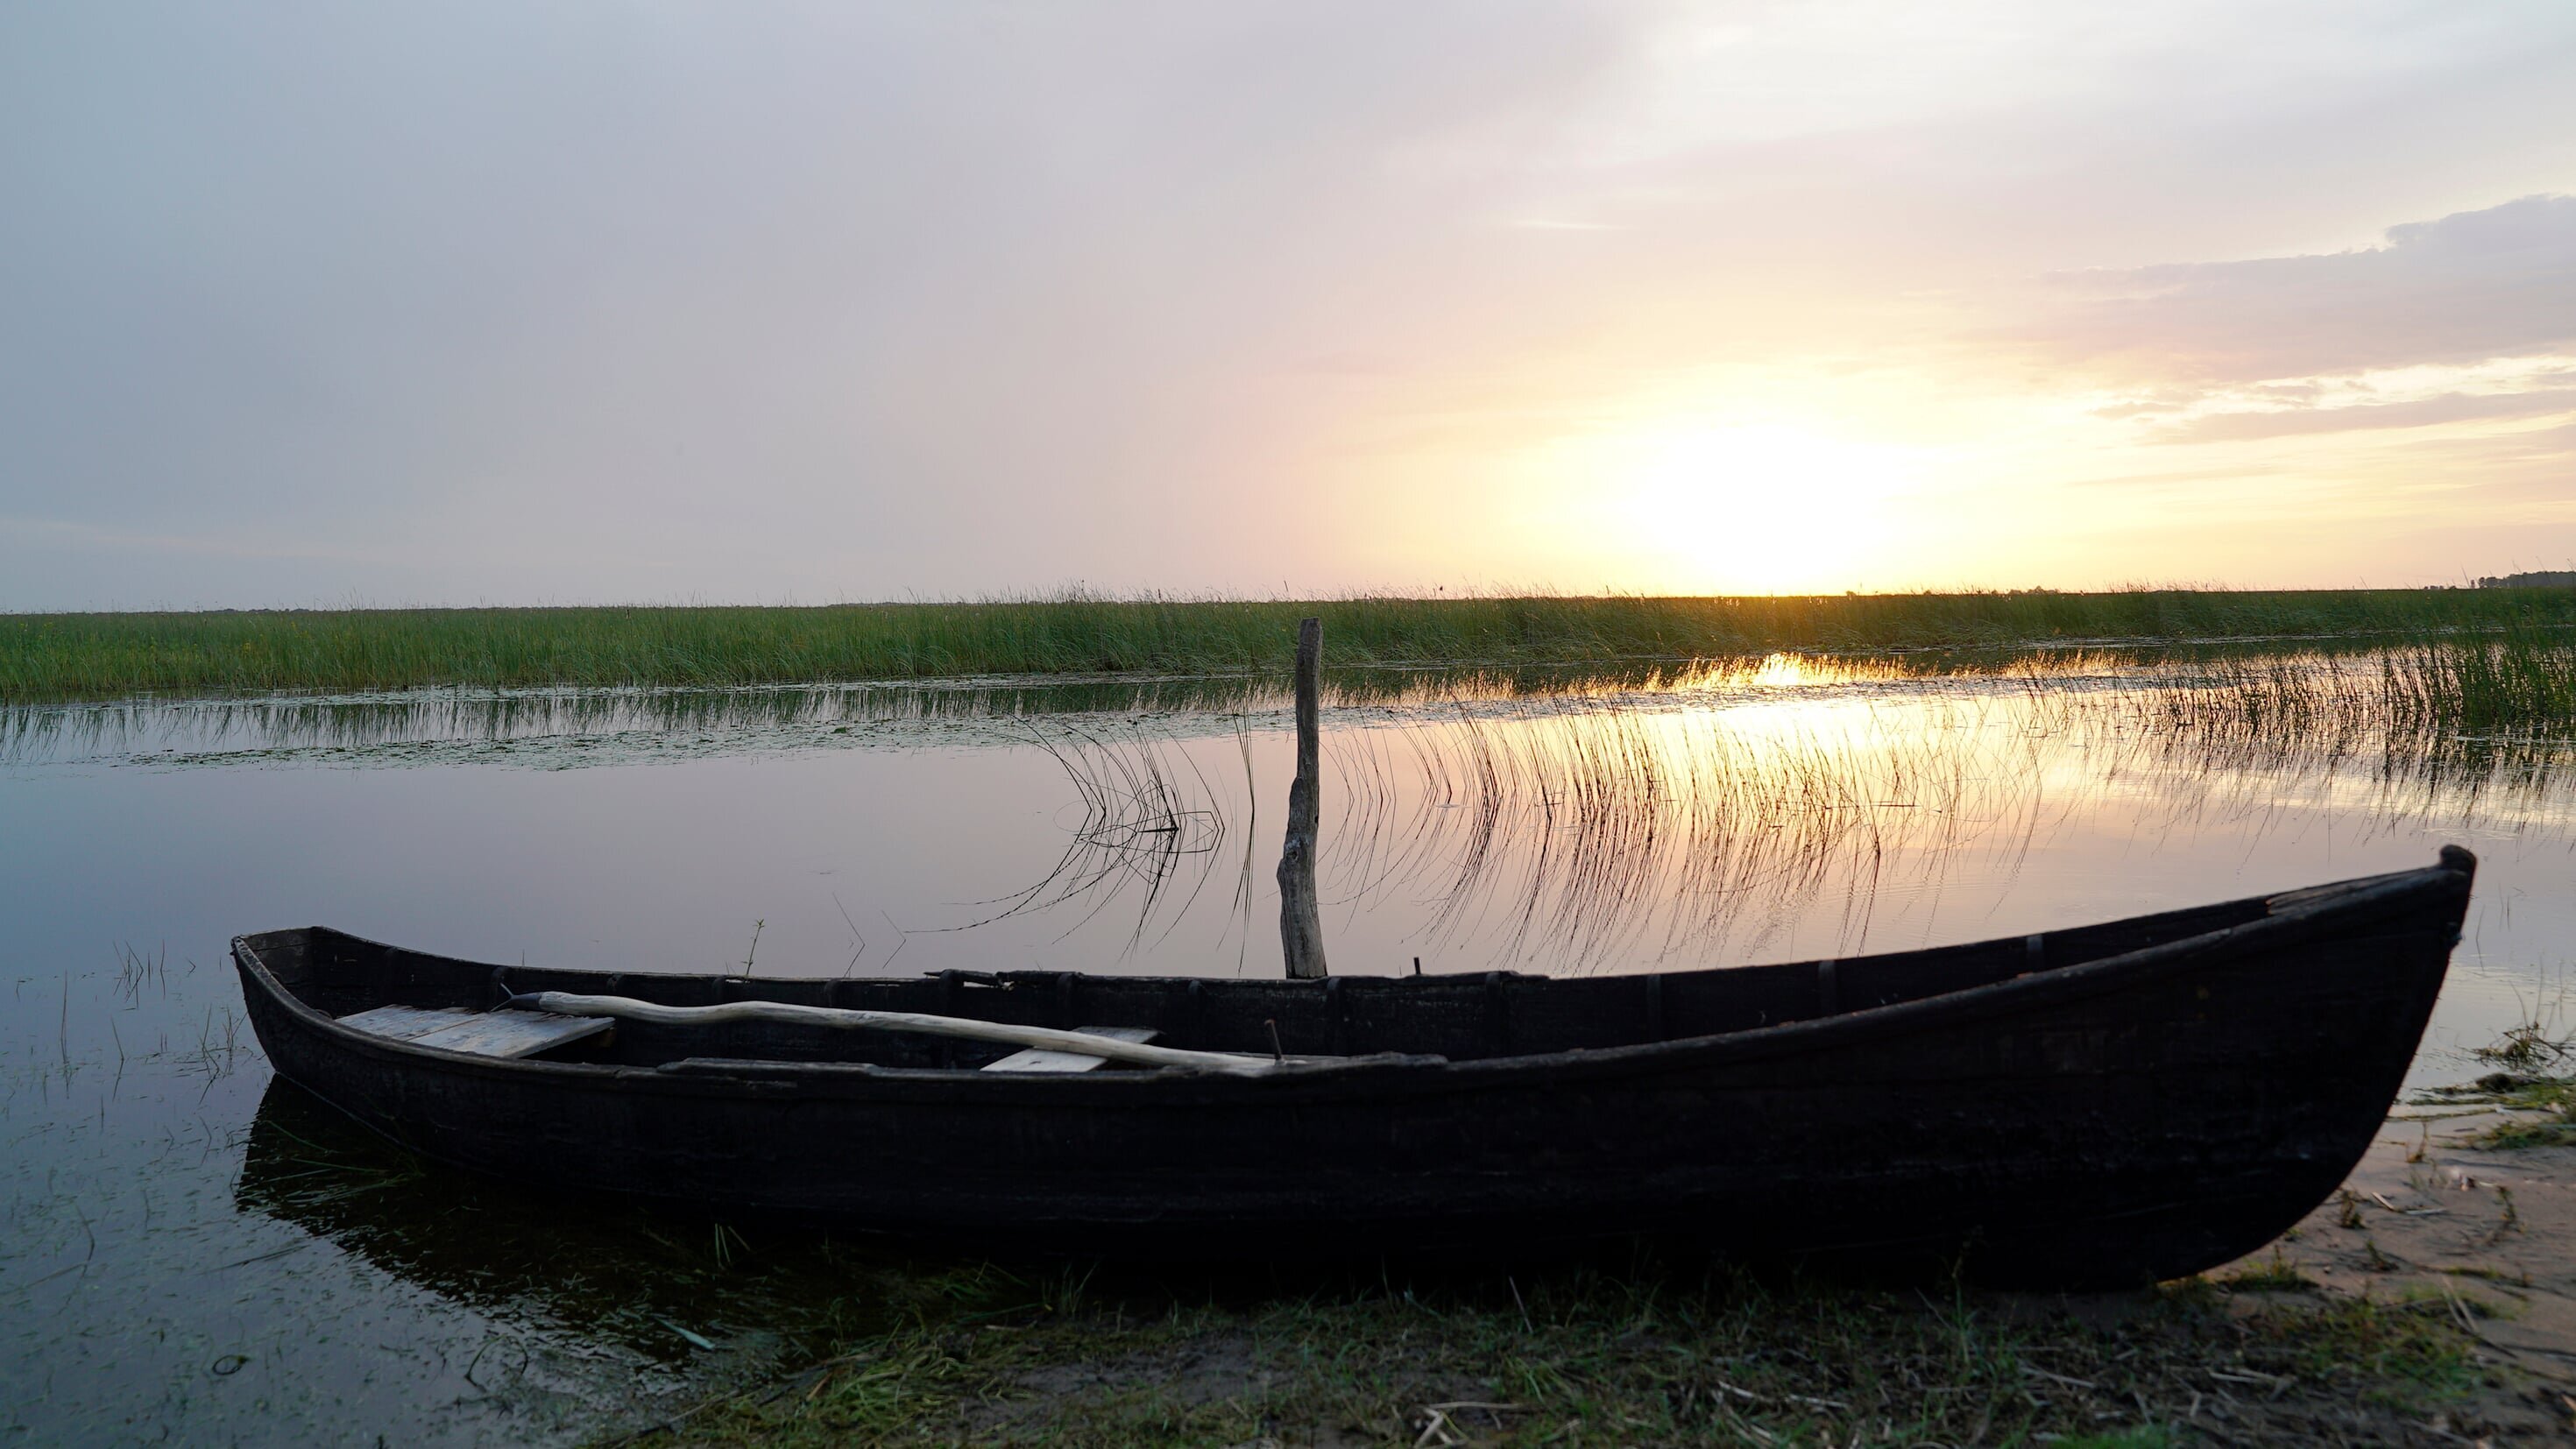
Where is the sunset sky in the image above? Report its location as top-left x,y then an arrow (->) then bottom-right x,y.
4,2 -> 2573,608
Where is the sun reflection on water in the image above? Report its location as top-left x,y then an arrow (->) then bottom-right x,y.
11,647 -> 2576,987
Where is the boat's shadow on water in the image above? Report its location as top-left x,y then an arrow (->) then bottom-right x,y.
236,1072 -> 2159,1354
234,1076 -> 997,1363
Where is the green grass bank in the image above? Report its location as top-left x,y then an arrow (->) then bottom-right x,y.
620,1261 -> 2495,1447
13,590 -> 2576,703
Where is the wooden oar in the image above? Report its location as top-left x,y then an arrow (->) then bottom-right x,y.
507,991 -> 1321,1076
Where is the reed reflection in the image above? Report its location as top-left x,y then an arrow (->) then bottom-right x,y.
0,642 -> 2412,769
944,719 -> 1242,958
15,646 -> 2576,980
1010,659 -> 2576,974
233,1078 -> 939,1375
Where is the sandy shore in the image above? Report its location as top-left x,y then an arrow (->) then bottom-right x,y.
2222,1106 -> 2576,1441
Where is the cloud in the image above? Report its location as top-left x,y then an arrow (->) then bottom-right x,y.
7,5 -> 2576,603
2147,385 -> 2576,444
2035,194 -> 2576,385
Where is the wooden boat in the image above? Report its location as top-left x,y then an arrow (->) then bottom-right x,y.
232,846 -> 2473,1289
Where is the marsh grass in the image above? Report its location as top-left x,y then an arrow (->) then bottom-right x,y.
1323,696 -> 2027,969
957,719 -> 1237,951
1314,640 -> 2576,971
2052,630 -> 2576,760
29,633 -> 2576,984
2219,1249 -> 2321,1294
911,641 -> 2576,972
634,1259 -> 2489,1447
16,588 -> 2576,703
234,1082 -> 2503,1447
2441,1076 -> 2576,1149
942,680 -> 2063,970
2414,1009 -> 2576,1148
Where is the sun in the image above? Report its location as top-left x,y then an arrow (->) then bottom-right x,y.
1587,423 -> 1919,592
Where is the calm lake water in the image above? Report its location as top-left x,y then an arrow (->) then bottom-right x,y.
7,654 -> 2574,1444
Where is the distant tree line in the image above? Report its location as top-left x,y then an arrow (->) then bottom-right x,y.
2477,571 -> 2576,589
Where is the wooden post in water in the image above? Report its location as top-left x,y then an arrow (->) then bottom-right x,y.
1277,617 -> 1329,979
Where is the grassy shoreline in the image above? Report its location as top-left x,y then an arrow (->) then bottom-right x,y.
12,590 -> 2576,703
241,1078 -> 2543,1447
619,1258 -> 2495,1447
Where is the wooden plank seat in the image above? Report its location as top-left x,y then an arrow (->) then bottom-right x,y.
338,1003 -> 612,1059
334,1004 -> 473,1039
981,1025 -> 1158,1073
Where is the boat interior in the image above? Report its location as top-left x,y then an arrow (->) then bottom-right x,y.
238,873 -> 2394,1072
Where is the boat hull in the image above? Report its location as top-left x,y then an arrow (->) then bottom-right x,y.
234,852 -> 2470,1288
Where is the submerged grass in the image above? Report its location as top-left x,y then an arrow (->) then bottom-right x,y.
16,588 -> 2576,703
2093,630 -> 2576,746
2412,1006 -> 2576,1148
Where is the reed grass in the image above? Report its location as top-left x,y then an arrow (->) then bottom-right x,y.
2050,628 -> 2576,757
13,589 -> 2576,703
644,1260 -> 2486,1447
989,641 -> 2576,975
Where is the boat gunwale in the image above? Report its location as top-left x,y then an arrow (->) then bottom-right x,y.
231,853 -> 2472,1100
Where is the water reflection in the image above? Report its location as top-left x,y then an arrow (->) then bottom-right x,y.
996,658 -> 2576,974
959,719 -> 1242,955
0,640 -> 2473,771
15,649 -> 2576,1444
2,672 -> 1281,768
15,650 -> 2576,986
234,1078 -> 934,1371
